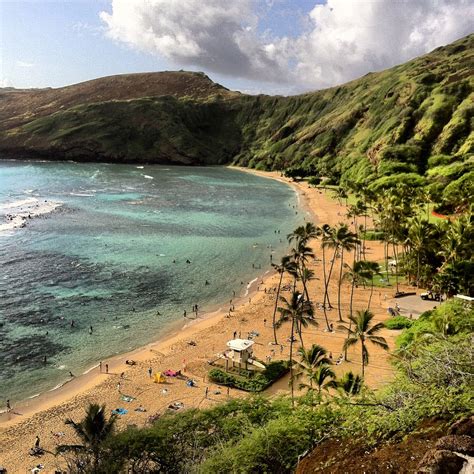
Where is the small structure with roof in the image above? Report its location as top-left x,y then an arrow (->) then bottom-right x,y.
226,339 -> 254,365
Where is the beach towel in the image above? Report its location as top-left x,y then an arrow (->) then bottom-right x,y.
121,395 -> 135,402
112,408 -> 128,415
163,369 -> 177,377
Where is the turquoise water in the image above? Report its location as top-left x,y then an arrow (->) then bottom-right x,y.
0,161 -> 302,403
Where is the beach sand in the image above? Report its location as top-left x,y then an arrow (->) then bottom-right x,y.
0,169 -> 406,472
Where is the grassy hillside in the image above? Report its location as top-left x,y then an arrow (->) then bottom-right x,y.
0,35 -> 472,204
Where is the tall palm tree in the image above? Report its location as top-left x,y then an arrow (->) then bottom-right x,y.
336,371 -> 363,396
335,226 -> 359,321
57,403 -> 117,470
339,310 -> 389,376
276,291 -> 315,407
360,261 -> 381,310
270,255 -> 293,345
293,344 -> 331,391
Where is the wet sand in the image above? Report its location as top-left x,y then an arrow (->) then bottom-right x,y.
0,169 -> 406,472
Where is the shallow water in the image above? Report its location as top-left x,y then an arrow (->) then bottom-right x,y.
0,161 -> 303,402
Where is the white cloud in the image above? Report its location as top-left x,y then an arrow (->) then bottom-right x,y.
16,60 -> 35,68
294,0 -> 474,89
100,0 -> 292,83
100,0 -> 474,92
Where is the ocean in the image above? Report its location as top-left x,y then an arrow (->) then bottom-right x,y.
0,161 -> 303,403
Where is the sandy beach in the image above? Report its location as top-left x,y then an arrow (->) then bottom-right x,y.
0,169 -> 406,472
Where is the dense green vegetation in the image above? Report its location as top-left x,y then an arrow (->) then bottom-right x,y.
1,34 -> 472,211
55,300 -> 473,473
208,361 -> 289,392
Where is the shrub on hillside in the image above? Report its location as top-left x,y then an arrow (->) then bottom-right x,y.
385,316 -> 414,330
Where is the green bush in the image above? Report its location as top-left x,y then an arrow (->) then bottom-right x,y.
209,361 -> 289,392
385,316 -> 414,330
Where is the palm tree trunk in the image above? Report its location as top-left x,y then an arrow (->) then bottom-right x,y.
344,280 -> 355,361
289,319 -> 295,408
321,245 -> 331,331
384,240 -> 390,284
361,341 -> 365,377
324,247 -> 338,309
392,241 -> 400,293
368,278 -> 374,310
272,271 -> 284,345
337,248 -> 344,322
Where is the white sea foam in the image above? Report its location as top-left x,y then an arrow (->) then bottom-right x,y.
0,197 -> 62,234
83,364 -> 99,375
143,175 -> 154,179
245,277 -> 258,296
136,166 -> 144,169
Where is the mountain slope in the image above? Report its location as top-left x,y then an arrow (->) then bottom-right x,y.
0,34 -> 472,200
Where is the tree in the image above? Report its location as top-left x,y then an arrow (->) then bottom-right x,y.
336,371 -> 363,396
359,261 -> 381,310
56,403 -> 117,472
305,365 -> 337,395
276,291 -> 316,406
293,344 -> 331,392
270,255 -> 293,345
335,225 -> 359,321
339,310 -> 389,376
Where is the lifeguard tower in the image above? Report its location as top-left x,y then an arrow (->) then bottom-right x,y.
224,339 -> 265,372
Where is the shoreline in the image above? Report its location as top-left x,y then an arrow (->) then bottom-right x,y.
0,166 -> 399,471
0,167 -> 298,428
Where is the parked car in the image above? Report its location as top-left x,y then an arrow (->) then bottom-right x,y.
420,291 -> 441,301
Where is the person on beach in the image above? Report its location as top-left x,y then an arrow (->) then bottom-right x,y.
69,371 -> 74,378
105,364 -> 109,374
148,367 -> 152,378
99,361 -> 102,372
233,331 -> 237,339
183,310 -> 187,318
263,319 -> 267,327
35,436 -> 40,448
6,399 -> 11,412
89,325 -> 93,334
205,387 -> 209,398
120,372 -> 125,379
280,344 -> 284,354
117,382 -> 121,392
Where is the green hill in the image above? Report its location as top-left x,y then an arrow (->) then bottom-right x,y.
0,34 -> 472,207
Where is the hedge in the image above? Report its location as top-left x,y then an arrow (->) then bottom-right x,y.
209,360 -> 289,392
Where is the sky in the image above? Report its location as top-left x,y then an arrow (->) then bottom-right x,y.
1,0 -> 473,95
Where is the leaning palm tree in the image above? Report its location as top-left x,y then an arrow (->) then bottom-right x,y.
276,291 -> 314,407
336,371 -> 363,396
57,403 -> 117,471
293,344 -> 331,392
339,310 -> 389,376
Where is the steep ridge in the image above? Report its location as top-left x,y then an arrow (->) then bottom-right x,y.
0,34 -> 472,193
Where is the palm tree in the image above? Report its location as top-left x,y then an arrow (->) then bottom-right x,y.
57,403 -> 117,470
339,310 -> 389,376
335,226 -> 359,321
304,365 -> 337,395
360,261 -> 381,310
293,344 -> 331,391
336,371 -> 363,396
276,291 -> 315,407
270,255 -> 293,345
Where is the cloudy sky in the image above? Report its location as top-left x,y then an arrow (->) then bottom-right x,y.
1,0 -> 473,94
